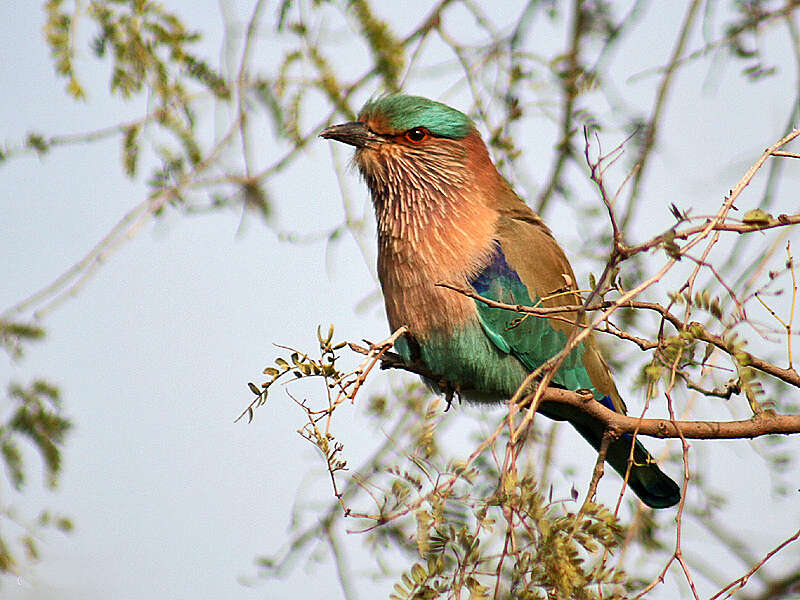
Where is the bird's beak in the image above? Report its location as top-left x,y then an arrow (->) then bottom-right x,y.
319,121 -> 380,148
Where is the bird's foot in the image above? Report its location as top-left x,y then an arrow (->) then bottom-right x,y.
442,382 -> 462,412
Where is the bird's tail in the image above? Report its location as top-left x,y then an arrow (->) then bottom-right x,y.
539,400 -> 681,509
605,432 -> 681,509
569,419 -> 681,509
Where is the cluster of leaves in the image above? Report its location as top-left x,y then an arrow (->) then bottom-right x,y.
0,320 -> 45,360
0,380 -> 72,574
242,325 -> 346,421
640,290 -> 746,393
43,0 -> 230,189
0,320 -> 72,575
43,0 -> 85,100
2,381 -> 71,489
45,0 -> 229,103
391,481 -> 625,600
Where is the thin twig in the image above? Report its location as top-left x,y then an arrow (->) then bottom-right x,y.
710,527 -> 800,600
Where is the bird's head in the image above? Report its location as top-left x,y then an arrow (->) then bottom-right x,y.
320,95 -> 490,194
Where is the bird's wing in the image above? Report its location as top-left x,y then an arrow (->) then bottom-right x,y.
468,204 -> 681,509
469,210 -> 626,413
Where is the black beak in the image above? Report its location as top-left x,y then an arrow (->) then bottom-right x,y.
319,121 -> 380,148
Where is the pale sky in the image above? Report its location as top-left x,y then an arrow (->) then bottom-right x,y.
2,2 -> 799,599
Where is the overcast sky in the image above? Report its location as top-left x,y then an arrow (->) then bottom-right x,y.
2,2 -> 799,599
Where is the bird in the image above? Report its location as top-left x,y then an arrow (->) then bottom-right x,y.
320,94 -> 680,509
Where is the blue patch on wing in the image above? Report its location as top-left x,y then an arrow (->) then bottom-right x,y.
467,243 -> 597,397
469,244 -> 523,296
600,395 -> 633,441
467,245 -> 525,354
598,395 -> 615,412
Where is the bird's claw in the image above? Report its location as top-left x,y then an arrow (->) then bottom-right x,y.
442,382 -> 462,412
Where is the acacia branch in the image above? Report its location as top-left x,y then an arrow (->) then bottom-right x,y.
624,212 -> 800,257
533,388 -> 800,440
352,344 -> 800,440
710,527 -> 800,600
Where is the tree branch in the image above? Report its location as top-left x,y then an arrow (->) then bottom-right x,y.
524,387 -> 800,440
350,343 -> 800,440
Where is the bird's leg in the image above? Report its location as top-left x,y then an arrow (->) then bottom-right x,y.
442,382 -> 462,412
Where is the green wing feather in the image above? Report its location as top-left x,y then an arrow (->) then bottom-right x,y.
470,263 -> 595,394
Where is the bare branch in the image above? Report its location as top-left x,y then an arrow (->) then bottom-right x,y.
710,527 -> 800,600
350,343 -> 800,440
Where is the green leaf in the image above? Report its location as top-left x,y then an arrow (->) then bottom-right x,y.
743,208 -> 772,225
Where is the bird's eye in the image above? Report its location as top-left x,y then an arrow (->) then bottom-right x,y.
404,128 -> 428,143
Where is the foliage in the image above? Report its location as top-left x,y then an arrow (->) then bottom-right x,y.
248,336 -> 629,598
0,321 -> 72,575
3,0 -> 800,598
41,0 -> 230,192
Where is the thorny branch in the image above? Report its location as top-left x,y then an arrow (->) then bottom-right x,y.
353,345 -> 800,440
710,527 -> 800,600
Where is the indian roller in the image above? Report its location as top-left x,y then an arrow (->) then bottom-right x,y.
320,94 -> 680,509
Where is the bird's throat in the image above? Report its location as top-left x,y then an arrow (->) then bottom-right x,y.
371,185 -> 497,338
